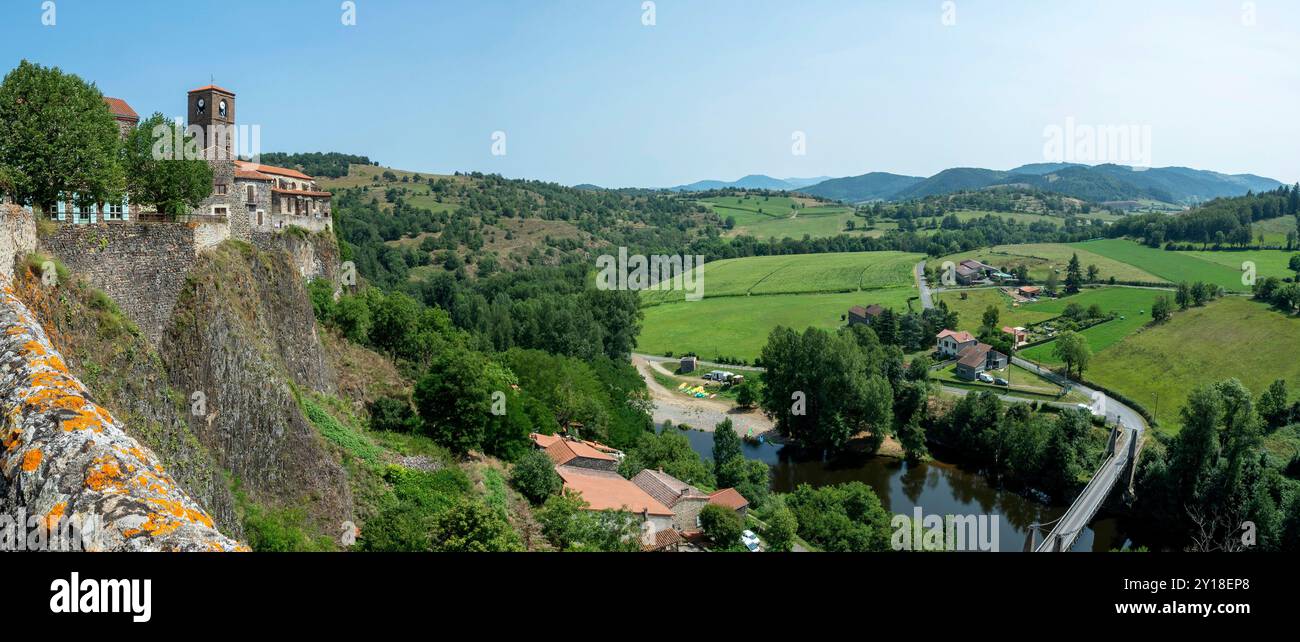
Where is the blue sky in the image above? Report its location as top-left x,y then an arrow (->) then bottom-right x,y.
3,0 -> 1298,187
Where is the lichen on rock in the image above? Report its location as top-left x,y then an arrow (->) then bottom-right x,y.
0,276 -> 243,551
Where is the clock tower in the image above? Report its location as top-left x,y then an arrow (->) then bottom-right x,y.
187,84 -> 236,158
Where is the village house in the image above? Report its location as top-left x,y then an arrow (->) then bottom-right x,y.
847,303 -> 886,326
1002,326 -> 1029,348
530,433 -> 622,472
935,329 -> 978,358
954,342 -> 1009,381
631,468 -> 749,533
553,466 -> 681,551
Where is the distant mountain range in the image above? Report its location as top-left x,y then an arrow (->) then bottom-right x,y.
671,164 -> 1283,206
669,174 -> 832,192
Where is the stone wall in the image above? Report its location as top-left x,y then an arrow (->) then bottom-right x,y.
0,205 -> 38,280
0,276 -> 242,551
41,223 -> 201,345
251,227 -> 340,282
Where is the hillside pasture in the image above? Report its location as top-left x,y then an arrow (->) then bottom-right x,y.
1068,239 -> 1257,291
639,251 -> 922,305
638,287 -> 918,362
939,243 -> 1164,284
1087,297 -> 1300,431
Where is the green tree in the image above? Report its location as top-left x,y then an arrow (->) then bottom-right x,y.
536,492 -> 640,552
1086,264 -> 1100,283
717,455 -> 770,508
735,380 -> 757,408
1175,281 -> 1192,309
428,500 -> 522,552
1257,379 -> 1290,429
619,430 -> 715,487
122,113 -> 213,216
1289,254 -> 1300,280
1065,253 -> 1083,293
784,482 -> 891,552
510,449 -> 563,504
414,350 -> 516,455
1045,270 -> 1060,295
0,60 -> 123,212
1051,331 -> 1091,379
981,305 -> 1000,331
1151,295 -> 1172,324
712,418 -> 742,480
763,502 -> 799,552
699,504 -> 745,550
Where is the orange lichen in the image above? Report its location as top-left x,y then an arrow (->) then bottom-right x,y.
85,457 -> 124,492
44,502 -> 67,532
122,512 -> 184,538
61,409 -> 105,433
20,449 -> 41,472
21,340 -> 46,357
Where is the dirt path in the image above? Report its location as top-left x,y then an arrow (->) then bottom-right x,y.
633,356 -> 774,437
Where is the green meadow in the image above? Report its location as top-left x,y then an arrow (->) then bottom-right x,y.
639,251 -> 922,305
939,243 -> 1164,284
1087,297 -> 1300,431
1067,239 -> 1265,291
638,287 -> 918,362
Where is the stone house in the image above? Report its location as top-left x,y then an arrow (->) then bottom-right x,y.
531,433 -> 622,472
631,468 -> 750,533
554,465 -> 677,549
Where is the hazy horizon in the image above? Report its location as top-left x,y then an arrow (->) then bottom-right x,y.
4,0 -> 1298,186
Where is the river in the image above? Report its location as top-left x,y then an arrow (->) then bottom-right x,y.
663,426 -> 1128,552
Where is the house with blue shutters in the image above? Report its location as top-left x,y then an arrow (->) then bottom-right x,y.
51,96 -> 139,224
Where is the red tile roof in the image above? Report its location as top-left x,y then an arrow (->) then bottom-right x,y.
236,160 -> 313,181
189,84 -> 235,95
529,433 -> 563,449
631,469 -> 709,508
708,488 -> 750,511
642,527 -> 684,551
937,329 -> 976,343
102,97 -> 138,121
544,438 -> 617,467
556,466 -> 673,516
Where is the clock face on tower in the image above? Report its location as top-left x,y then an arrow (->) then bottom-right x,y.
219,99 -> 228,118
196,98 -> 206,115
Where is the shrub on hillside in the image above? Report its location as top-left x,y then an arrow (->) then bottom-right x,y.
510,449 -> 562,504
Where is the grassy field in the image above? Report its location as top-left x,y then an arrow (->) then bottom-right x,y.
700,194 -> 881,239
638,287 -> 918,362
939,243 -> 1164,284
640,251 -> 922,305
1067,239 -> 1266,292
1175,248 -> 1299,283
1087,297 -> 1300,432
1251,216 -> 1299,246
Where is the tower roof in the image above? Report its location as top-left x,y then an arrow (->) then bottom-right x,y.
102,97 -> 139,121
188,84 -> 235,96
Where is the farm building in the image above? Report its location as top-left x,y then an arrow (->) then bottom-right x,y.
1017,285 -> 1043,298
679,355 -> 698,373
847,304 -> 886,326
955,259 -> 998,285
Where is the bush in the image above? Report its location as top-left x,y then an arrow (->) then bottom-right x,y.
367,396 -> 418,433
699,504 -> 745,551
510,449 -> 563,504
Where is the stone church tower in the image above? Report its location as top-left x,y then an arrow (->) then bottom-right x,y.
187,84 -> 237,159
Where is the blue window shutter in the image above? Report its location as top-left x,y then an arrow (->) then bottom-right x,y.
57,197 -> 66,221
123,194 -> 130,221
90,202 -> 98,224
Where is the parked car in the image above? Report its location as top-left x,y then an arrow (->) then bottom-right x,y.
993,377 -> 1009,386
978,373 -> 994,383
741,530 -> 761,552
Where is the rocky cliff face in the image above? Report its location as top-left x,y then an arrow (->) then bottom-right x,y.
160,240 -> 353,533
0,275 -> 242,551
